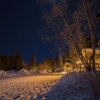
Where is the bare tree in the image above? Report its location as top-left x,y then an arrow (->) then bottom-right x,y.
81,0 -> 97,71
40,0 -> 97,71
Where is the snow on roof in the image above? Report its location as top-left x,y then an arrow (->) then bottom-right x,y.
82,48 -> 100,53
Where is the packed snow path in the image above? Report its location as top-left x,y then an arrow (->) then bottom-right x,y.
0,74 -> 62,100
0,72 -> 100,100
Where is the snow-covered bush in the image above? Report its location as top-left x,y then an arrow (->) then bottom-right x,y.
0,70 -> 7,79
29,70 -> 39,74
18,69 -> 30,75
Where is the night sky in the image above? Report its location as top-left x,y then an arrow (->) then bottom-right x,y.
0,0 -> 55,63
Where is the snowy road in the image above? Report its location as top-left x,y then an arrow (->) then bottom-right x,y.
0,74 -> 62,100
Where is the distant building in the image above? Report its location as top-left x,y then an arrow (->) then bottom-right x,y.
76,48 -> 100,71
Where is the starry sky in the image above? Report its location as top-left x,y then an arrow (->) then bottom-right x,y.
0,0 -> 55,63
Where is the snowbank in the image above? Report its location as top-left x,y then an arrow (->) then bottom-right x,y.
43,72 -> 100,100
0,70 -> 7,79
7,70 -> 19,78
18,69 -> 30,75
0,69 -> 38,79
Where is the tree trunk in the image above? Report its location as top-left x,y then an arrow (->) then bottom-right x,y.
82,0 -> 96,71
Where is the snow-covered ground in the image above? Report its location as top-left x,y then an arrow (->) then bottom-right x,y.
0,74 -> 62,100
0,70 -> 100,100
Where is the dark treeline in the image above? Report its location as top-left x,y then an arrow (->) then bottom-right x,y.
0,52 -> 25,71
0,52 -> 64,71
0,49 -> 77,71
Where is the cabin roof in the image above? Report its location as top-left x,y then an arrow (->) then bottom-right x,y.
82,48 -> 100,54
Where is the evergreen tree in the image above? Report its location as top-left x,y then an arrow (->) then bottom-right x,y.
42,57 -> 59,72
13,52 -> 25,70
28,55 -> 37,70
0,55 -> 13,70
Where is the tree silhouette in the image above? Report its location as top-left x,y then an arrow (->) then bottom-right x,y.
40,0 -> 98,71
13,52 -> 25,70
28,55 -> 37,70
